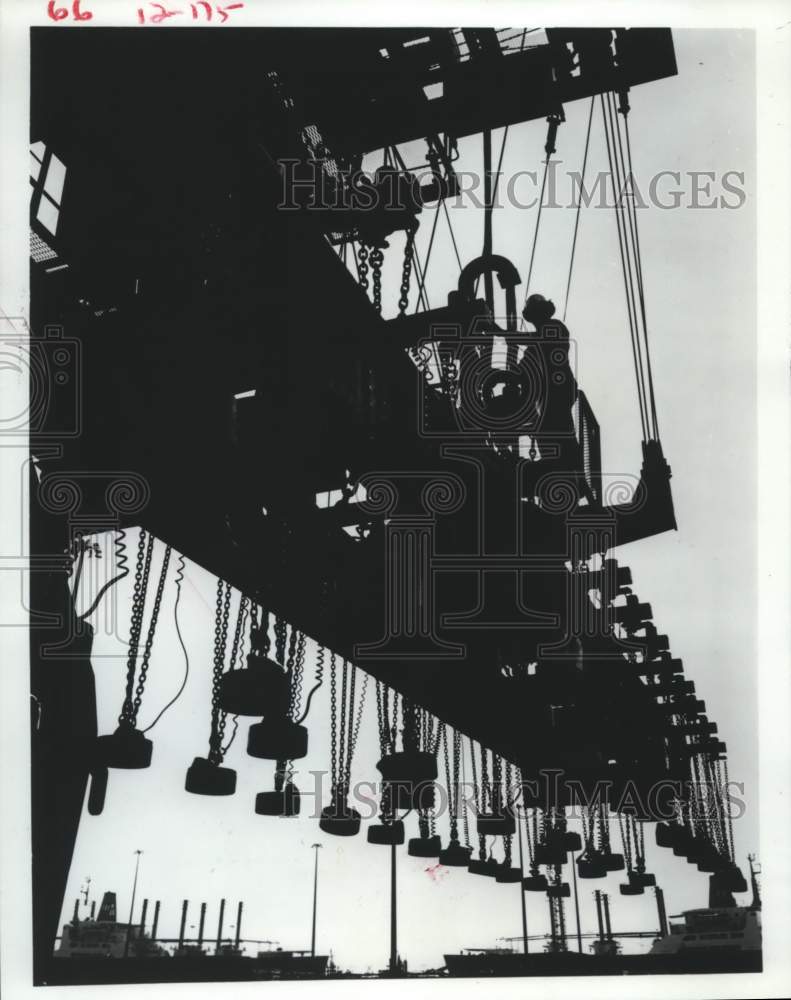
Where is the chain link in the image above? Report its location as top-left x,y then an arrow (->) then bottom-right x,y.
120,529 -> 154,725
329,652 -> 338,792
228,595 -> 248,671
398,226 -> 415,316
131,544 -> 172,724
357,243 -> 370,294
208,579 -> 231,763
369,246 -> 384,314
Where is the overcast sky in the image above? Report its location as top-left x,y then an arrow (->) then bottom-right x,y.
58,28 -> 756,972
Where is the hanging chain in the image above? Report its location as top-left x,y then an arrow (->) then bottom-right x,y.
458,730 -> 470,848
580,805 -> 591,848
285,625 -> 298,719
347,669 -> 368,784
292,630 -> 306,721
336,659 -> 349,793
398,226 -> 415,316
130,543 -> 172,726
343,661 -> 357,788
723,757 -> 736,861
402,697 -> 419,752
208,579 -> 232,764
492,752 -> 503,811
480,744 -> 491,813
357,243 -> 370,295
120,529 -> 154,725
329,652 -> 338,792
375,681 -> 387,756
635,818 -> 646,872
228,595 -> 248,671
274,615 -> 287,665
370,246 -> 384,315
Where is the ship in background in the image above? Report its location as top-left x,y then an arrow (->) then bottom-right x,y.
444,856 -> 762,977
51,890 -> 329,984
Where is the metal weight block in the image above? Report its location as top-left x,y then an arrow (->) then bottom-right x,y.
439,841 -> 473,867
535,843 -> 568,867
477,811 -> 516,836
601,851 -> 625,872
619,882 -> 644,896
367,821 -> 405,846
495,865 -> 523,884
408,834 -> 442,858
96,725 -> 153,769
469,858 -> 500,877
185,756 -> 237,796
377,750 -> 438,785
319,801 -> 362,837
577,856 -> 607,879
655,822 -> 676,848
87,767 -> 108,816
219,656 -> 287,716
254,782 -> 300,817
547,883 -> 571,899
562,831 -> 583,852
522,874 -> 548,892
629,870 -> 656,888
247,719 -> 308,760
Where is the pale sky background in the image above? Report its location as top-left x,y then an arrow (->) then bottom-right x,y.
56,28 -> 756,973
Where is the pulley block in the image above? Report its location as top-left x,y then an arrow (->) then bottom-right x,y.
96,725 -> 153,769
247,718 -> 308,761
185,756 -> 237,796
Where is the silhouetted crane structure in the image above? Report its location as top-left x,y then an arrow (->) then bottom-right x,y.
28,25 -> 748,983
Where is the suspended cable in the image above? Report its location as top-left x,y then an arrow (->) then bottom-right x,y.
600,93 -> 649,441
142,551 -> 186,733
475,125 -> 510,299
78,528 -> 130,621
522,112 -> 563,316
562,97 -> 595,323
413,203 -> 442,314
621,102 -> 660,439
607,91 -> 652,438
441,199 -> 464,272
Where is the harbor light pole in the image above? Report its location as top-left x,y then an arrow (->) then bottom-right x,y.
310,843 -> 322,957
123,850 -> 143,958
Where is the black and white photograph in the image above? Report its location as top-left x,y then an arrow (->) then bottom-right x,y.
0,4 -> 789,999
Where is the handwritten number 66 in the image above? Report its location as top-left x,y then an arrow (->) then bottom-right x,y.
47,1 -> 93,20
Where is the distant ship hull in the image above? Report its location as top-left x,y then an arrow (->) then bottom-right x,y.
444,949 -> 761,977
44,954 -> 329,985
